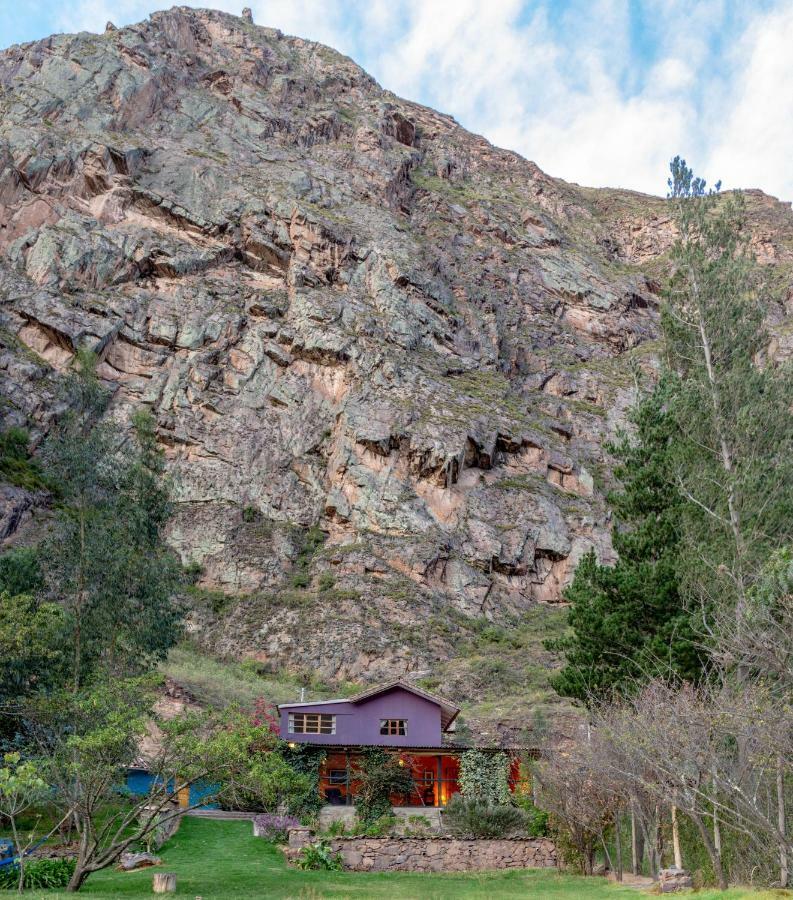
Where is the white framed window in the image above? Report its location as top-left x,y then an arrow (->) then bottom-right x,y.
379,719 -> 407,736
289,712 -> 336,735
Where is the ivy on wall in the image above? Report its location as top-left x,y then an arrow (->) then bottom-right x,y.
459,750 -> 511,805
285,744 -> 327,819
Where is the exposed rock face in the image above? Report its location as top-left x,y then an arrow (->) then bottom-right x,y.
1,8 -> 792,726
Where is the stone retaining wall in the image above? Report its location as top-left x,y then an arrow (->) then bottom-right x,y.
326,836 -> 557,872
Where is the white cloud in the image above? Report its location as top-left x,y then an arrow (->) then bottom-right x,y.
50,0 -> 793,200
706,3 -> 793,199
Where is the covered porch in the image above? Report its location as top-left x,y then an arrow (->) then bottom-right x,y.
320,749 -> 462,808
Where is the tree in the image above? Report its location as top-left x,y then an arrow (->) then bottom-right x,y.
0,593 -> 65,699
0,752 -> 48,892
535,737 -> 620,875
710,549 -> 793,886
24,679 -> 308,892
0,549 -> 43,598
664,157 -> 793,617
0,592 -> 65,745
40,355 -> 182,688
548,379 -> 701,704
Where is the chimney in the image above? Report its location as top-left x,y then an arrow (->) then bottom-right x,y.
300,687 -> 306,702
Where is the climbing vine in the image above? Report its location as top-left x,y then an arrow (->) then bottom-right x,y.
459,750 -> 511,805
354,748 -> 415,824
285,744 -> 327,819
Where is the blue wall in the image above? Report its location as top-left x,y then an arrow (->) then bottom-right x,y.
125,769 -> 219,809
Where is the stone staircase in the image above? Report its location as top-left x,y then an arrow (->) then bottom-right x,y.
317,805 -> 358,830
391,806 -> 443,830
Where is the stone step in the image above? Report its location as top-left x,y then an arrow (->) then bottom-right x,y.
318,806 -> 358,829
318,805 -> 444,830
391,806 -> 443,830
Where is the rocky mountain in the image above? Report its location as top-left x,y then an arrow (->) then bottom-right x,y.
2,6 -> 792,741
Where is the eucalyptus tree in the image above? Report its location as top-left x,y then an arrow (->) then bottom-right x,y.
664,157 -> 793,618
40,354 -> 182,689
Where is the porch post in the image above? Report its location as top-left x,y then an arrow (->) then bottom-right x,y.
345,749 -> 351,806
436,754 -> 442,807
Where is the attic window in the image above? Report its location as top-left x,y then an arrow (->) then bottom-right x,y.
380,719 -> 407,736
289,713 -> 336,735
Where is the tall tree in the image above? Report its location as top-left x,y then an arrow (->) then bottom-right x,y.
548,379 -> 700,704
40,354 -> 182,688
664,157 -> 793,616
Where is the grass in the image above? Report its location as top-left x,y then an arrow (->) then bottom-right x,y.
160,643 -> 346,710
3,818 -> 784,899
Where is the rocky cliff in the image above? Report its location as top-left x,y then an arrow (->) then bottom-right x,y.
2,7 -> 792,740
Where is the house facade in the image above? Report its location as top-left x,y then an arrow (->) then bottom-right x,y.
278,680 -> 521,808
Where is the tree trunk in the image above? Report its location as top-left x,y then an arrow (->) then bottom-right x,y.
153,872 -> 176,893
672,805 -> 683,869
692,289 -> 747,604
615,811 -> 623,882
67,829 -> 91,893
631,802 -> 639,875
692,811 -> 727,890
599,831 -> 613,872
778,754 -> 788,888
66,865 -> 89,893
73,507 -> 86,692
9,816 -> 23,893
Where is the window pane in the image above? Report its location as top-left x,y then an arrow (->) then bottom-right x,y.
290,712 -> 335,734
379,719 -> 407,736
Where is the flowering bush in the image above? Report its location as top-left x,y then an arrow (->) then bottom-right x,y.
252,813 -> 300,841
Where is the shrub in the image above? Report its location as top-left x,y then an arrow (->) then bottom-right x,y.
253,813 -> 300,841
525,804 -> 549,837
358,814 -> 397,837
0,427 -> 47,491
0,857 -> 76,890
324,818 -> 348,837
242,505 -> 259,523
443,794 -> 528,839
296,840 -> 342,871
317,572 -> 335,591
182,560 -> 203,584
291,572 -> 310,589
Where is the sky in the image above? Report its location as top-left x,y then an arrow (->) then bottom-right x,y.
2,1 -> 792,201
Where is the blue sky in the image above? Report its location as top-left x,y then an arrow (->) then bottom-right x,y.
2,1 -> 793,200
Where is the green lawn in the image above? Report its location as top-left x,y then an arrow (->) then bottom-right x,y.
2,818 -> 788,899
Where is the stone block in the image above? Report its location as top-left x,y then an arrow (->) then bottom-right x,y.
659,867 -> 694,892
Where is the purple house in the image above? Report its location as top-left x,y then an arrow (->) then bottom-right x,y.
278,680 -> 520,808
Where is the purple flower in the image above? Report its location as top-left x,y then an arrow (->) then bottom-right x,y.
253,813 -> 301,840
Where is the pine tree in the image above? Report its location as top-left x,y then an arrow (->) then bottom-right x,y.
548,379 -> 701,705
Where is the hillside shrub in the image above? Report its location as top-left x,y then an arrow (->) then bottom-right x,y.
443,794 -> 528,838
0,427 -> 47,491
